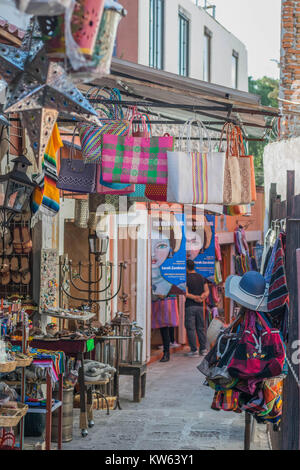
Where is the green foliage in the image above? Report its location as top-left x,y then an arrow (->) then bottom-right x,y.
247,76 -> 279,186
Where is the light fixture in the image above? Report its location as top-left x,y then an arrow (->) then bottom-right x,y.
88,231 -> 109,261
0,155 -> 35,230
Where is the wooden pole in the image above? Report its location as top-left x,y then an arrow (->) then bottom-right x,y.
244,413 -> 251,450
282,170 -> 299,449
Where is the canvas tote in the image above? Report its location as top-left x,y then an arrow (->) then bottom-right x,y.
167,120 -> 226,204
220,123 -> 252,205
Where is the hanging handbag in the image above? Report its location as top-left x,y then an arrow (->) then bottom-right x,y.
211,390 -> 242,413
197,314 -> 243,382
220,123 -> 252,205
227,311 -> 285,380
57,140 -> 97,193
151,297 -> 179,329
96,165 -> 135,194
101,113 -> 173,185
128,185 -> 148,202
145,133 -> 173,202
78,88 -> 130,163
167,120 -> 226,204
233,125 -> 257,202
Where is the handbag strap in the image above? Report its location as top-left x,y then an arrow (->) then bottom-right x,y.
219,122 -> 240,158
128,112 -> 149,137
255,311 -> 272,333
187,119 -> 212,154
231,125 -> 247,157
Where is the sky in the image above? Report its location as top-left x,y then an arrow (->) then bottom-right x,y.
205,0 -> 281,80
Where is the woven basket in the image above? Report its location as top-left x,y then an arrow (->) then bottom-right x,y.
0,361 -> 17,373
14,357 -> 33,368
0,403 -> 28,427
74,199 -> 89,229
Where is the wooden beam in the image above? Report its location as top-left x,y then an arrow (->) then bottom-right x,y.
0,29 -> 22,46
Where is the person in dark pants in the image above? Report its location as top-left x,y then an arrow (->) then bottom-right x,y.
185,259 -> 210,357
159,327 -> 175,362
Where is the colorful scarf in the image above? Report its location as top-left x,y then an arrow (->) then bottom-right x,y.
32,124 -> 63,225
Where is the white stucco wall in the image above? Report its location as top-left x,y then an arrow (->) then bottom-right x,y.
263,137 -> 300,233
138,0 -> 248,91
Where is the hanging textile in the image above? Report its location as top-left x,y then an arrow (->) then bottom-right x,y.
31,124 -> 63,227
267,233 -> 289,315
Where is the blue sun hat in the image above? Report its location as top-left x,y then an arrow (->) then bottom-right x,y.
225,271 -> 269,312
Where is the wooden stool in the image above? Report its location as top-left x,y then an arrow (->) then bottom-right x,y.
118,363 -> 147,402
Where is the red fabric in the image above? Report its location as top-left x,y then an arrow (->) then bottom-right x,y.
228,311 -> 285,380
145,184 -> 167,202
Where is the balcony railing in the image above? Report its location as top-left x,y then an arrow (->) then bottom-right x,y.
194,0 -> 216,19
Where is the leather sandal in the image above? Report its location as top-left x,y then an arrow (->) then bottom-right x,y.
20,257 -> 31,285
13,227 -> 23,254
0,257 -> 10,274
10,257 -> 21,284
21,226 -> 32,254
2,269 -> 10,285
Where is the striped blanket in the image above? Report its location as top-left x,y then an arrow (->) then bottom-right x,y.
32,124 -> 63,222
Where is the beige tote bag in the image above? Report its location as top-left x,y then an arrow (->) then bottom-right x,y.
220,123 -> 251,205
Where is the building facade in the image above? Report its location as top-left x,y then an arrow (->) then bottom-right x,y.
116,0 -> 248,91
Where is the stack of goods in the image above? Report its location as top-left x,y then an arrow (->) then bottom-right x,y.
0,212 -> 32,297
95,323 -> 114,337
3,348 -> 65,385
83,360 -> 116,383
198,271 -> 286,429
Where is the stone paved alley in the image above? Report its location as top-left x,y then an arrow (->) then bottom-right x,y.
64,352 -> 269,451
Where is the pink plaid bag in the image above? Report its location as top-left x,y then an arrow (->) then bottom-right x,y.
96,164 -> 135,195
101,115 -> 173,185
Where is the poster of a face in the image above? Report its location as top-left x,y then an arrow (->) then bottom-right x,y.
151,212 -> 186,297
185,214 -> 215,281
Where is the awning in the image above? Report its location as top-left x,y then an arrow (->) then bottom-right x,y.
79,58 -> 280,141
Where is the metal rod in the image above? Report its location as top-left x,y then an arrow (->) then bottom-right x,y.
78,261 -> 104,285
68,262 -> 114,294
88,99 -> 229,112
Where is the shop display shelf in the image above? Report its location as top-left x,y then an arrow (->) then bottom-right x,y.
26,400 -> 63,414
41,309 -> 96,322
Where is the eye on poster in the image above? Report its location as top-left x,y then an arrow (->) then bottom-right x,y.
151,212 -> 186,297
